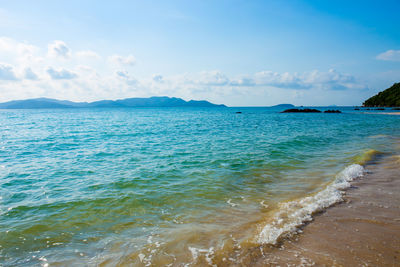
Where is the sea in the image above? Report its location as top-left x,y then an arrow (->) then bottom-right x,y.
1,107 -> 399,266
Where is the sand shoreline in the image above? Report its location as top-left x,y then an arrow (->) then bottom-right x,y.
363,112 -> 400,115
249,154 -> 400,266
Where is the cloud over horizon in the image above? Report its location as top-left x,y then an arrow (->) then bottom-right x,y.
24,67 -> 38,80
48,40 -> 71,59
47,67 -> 77,80
0,37 -> 370,106
0,63 -> 18,80
76,50 -> 101,60
109,54 -> 136,66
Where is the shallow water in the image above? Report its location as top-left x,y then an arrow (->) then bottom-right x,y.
251,153 -> 400,267
0,107 -> 399,266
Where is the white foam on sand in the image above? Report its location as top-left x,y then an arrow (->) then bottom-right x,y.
258,164 -> 365,244
188,246 -> 216,267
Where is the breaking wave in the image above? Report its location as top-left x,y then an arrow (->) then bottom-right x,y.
258,164 -> 365,244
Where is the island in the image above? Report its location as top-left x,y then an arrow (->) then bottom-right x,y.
363,82 -> 400,107
0,97 -> 226,109
270,104 -> 295,109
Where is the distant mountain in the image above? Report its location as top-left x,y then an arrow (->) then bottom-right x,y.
0,98 -> 84,109
0,97 -> 226,109
270,104 -> 295,108
363,83 -> 400,107
0,96 -> 225,109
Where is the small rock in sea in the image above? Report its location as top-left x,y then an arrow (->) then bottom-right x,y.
375,108 -> 385,110
281,108 -> 321,113
354,108 -> 360,110
235,111 -> 242,114
324,110 -> 342,113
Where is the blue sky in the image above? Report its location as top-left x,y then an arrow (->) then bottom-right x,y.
0,0 -> 399,106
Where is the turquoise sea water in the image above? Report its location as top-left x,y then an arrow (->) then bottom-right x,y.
1,107 -> 399,266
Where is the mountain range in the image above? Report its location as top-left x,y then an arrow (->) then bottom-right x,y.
0,97 -> 226,109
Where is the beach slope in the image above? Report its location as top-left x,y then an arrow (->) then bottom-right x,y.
254,155 -> 400,266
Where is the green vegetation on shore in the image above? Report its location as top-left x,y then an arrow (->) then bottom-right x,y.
363,83 -> 400,107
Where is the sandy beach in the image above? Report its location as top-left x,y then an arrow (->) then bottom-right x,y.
364,112 -> 400,115
249,154 -> 400,266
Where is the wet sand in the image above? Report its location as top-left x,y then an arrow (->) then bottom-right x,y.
252,154 -> 400,266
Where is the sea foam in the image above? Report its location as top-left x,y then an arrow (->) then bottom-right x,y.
258,164 -> 365,244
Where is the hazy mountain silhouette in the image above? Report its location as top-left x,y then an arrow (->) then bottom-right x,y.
0,97 -> 226,109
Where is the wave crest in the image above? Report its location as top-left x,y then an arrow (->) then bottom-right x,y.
258,164 -> 364,244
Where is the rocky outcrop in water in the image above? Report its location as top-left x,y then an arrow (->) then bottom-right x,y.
324,110 -> 342,113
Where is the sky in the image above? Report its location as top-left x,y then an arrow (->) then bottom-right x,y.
0,0 -> 399,106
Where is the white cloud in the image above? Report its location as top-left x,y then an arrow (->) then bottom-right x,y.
229,77 -> 255,87
47,67 -> 77,79
0,37 -> 37,56
109,54 -> 136,66
76,50 -> 101,60
0,37 -> 15,54
0,36 -> 368,106
48,40 -> 71,58
24,67 -> 38,80
301,69 -> 356,90
116,70 -> 129,78
152,74 -> 163,83
157,69 -> 360,91
195,71 -> 229,86
250,69 -> 358,90
254,71 -> 306,88
115,70 -> 137,85
376,50 -> 400,62
0,63 -> 18,80
0,37 -> 40,66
